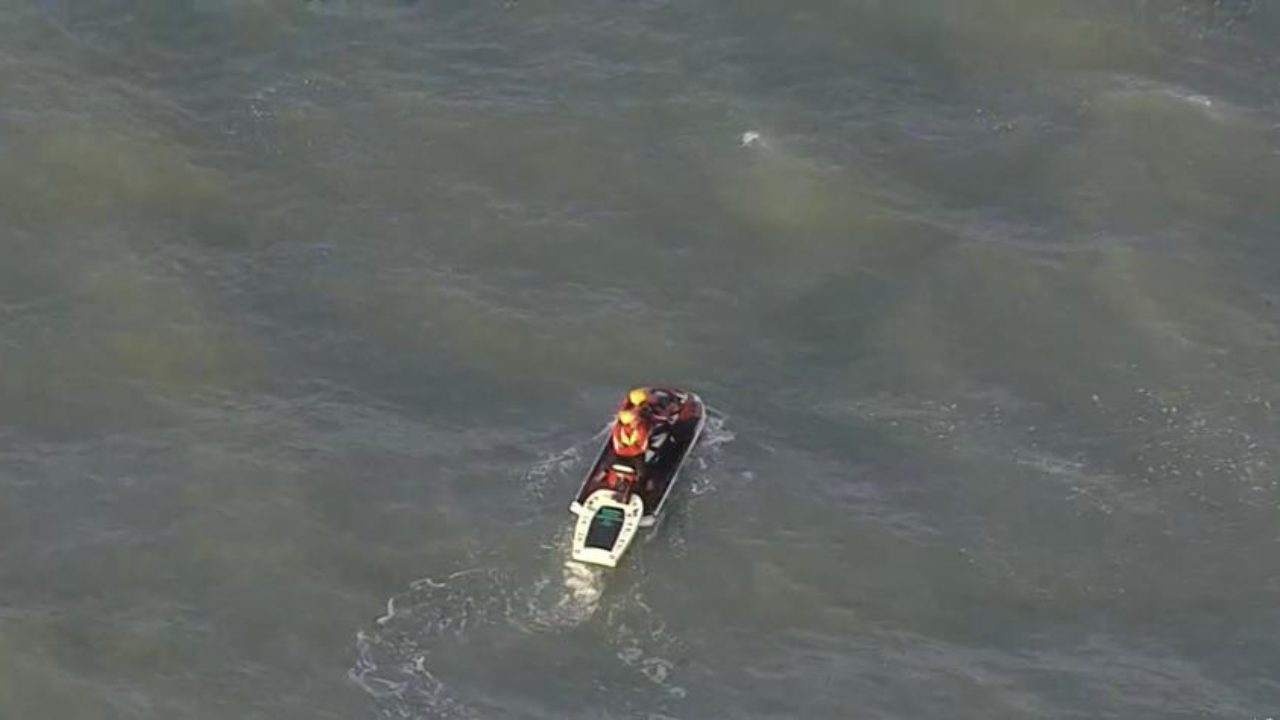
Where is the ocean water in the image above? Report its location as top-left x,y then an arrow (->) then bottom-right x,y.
1,1 -> 1278,718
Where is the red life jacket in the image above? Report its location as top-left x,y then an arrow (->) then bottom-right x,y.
604,465 -> 636,489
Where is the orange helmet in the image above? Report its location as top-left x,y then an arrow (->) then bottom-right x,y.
628,388 -> 648,406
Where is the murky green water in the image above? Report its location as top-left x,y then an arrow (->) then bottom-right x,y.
2,1 -> 1278,718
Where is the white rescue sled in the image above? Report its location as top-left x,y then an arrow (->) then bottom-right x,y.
570,488 -> 645,568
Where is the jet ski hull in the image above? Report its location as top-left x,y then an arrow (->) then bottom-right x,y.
570,391 -> 705,563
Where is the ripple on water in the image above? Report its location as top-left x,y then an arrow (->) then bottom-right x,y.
350,418 -> 736,718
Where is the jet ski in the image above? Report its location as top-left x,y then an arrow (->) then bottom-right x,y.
569,388 -> 706,567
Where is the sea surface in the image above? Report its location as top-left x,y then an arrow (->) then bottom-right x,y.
2,1 -> 1279,718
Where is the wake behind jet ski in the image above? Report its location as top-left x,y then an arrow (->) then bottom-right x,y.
569,388 -> 705,567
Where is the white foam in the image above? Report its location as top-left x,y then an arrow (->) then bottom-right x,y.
521,553 -> 608,631
522,425 -> 608,501
349,421 -> 721,716
689,408 -> 735,495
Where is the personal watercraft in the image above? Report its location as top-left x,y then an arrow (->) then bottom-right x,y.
569,388 -> 705,567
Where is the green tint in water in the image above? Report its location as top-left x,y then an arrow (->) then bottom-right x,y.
2,1 -> 1279,718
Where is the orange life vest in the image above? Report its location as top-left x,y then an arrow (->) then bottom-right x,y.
610,419 -> 650,457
